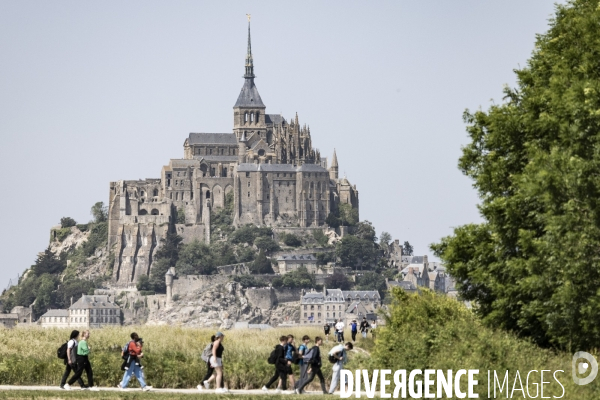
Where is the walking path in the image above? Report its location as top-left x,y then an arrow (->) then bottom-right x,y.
0,385 -> 342,395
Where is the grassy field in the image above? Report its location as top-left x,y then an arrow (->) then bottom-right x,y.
0,326 -> 370,390
0,390 -> 306,400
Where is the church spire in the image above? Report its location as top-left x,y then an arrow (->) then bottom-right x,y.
329,148 -> 339,180
244,15 -> 255,79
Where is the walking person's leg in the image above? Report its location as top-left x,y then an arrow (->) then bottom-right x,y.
329,362 -> 341,394
265,368 -> 280,388
316,367 -> 327,394
297,369 -> 316,393
215,366 -> 223,389
132,364 -> 148,388
119,362 -> 135,388
61,363 -> 83,387
67,357 -> 85,387
83,358 -> 94,387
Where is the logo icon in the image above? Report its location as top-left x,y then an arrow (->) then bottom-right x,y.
572,351 -> 598,385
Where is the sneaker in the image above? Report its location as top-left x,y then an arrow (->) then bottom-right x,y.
90,387 -> 100,391
275,388 -> 282,393
197,384 -> 203,391
63,384 -> 71,391
204,380 -> 210,390
117,384 -> 124,390
283,390 -> 295,394
295,388 -> 301,394
81,387 -> 89,390
215,388 -> 227,393
262,386 -> 269,392
142,386 -> 152,392
59,385 -> 65,389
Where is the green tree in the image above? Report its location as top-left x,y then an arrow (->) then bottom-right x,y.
282,233 -> 302,247
312,229 -> 330,247
274,266 -> 315,289
355,271 -> 387,297
177,208 -> 186,224
325,271 -> 352,290
254,237 -> 280,254
176,240 -> 215,275
403,241 -> 414,256
338,204 -> 358,226
149,232 -> 182,293
336,235 -> 378,271
379,231 -> 392,248
211,242 -> 237,266
32,247 -> 65,276
354,221 -> 377,242
91,201 -> 108,223
431,0 -> 600,350
60,217 -> 77,228
251,249 -> 274,274
137,275 -> 152,291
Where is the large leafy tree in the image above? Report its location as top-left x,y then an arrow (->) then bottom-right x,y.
431,0 -> 600,350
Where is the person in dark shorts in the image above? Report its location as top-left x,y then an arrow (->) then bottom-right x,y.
323,324 -> 331,342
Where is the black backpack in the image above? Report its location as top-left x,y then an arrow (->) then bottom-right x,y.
267,347 -> 278,365
57,342 -> 69,360
328,349 -> 343,364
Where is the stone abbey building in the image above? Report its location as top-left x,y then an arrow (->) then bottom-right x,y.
108,22 -> 359,286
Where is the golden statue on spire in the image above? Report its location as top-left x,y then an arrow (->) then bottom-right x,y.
246,14 -> 251,22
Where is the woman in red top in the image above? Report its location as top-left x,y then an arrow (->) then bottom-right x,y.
117,332 -> 152,391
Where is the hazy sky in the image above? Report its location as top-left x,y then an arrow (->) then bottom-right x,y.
0,1 -> 563,290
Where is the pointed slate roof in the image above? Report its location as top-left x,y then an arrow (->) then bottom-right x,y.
234,79 -> 265,108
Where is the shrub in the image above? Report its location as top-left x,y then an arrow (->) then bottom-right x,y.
312,229 -> 329,247
76,224 -> 89,232
177,207 -> 185,224
55,227 -> 72,242
233,274 -> 267,288
250,249 -> 274,274
282,233 -> 302,247
230,224 -> 273,245
60,217 -> 77,228
137,275 -> 152,291
254,237 -> 280,253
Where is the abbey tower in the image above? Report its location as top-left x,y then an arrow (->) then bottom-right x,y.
108,21 -> 359,286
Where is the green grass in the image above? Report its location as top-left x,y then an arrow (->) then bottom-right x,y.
0,391 -> 308,400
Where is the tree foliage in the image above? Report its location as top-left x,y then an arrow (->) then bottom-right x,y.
149,232 -> 182,293
403,241 -> 414,256
355,271 -> 387,297
32,247 -> 65,276
250,249 -> 274,274
272,266 -> 315,289
281,233 -> 302,247
431,0 -> 600,350
176,240 -> 216,275
230,224 -> 272,245
325,271 -> 352,290
60,217 -> 77,228
336,234 -> 378,271
91,201 -> 108,223
254,237 -> 280,254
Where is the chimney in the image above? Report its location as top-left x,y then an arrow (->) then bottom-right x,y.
70,296 -> 73,306
323,284 -> 327,296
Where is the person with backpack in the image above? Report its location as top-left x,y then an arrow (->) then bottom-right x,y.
64,330 -> 99,391
208,331 -> 229,393
198,334 -> 227,391
280,335 -> 297,390
350,320 -> 358,342
328,342 -> 353,394
59,330 -> 84,389
262,336 -> 289,393
117,332 -> 152,391
294,335 -> 310,390
360,317 -> 370,339
295,336 -> 327,395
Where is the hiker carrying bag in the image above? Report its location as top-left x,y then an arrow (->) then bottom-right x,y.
57,342 -> 69,360
201,343 -> 213,363
328,354 -> 338,364
267,348 -> 278,365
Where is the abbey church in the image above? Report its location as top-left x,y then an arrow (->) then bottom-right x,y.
108,22 -> 359,286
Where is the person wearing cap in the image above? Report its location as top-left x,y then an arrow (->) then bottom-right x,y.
210,332 -> 229,393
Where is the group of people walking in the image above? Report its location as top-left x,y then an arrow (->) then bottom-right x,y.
59,330 -> 152,391
262,334 -> 353,395
325,316 -> 376,343
58,319 -> 377,393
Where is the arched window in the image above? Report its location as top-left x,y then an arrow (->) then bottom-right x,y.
139,209 -> 148,216
244,113 -> 248,123
151,209 -> 159,215
141,191 -> 145,196
258,149 -> 265,157
256,112 -> 259,123
206,190 -> 211,199
250,113 -> 254,122
153,189 -> 158,196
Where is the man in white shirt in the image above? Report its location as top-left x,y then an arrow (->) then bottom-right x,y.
328,342 -> 353,394
335,320 -> 345,342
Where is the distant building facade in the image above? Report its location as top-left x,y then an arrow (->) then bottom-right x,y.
300,288 -> 381,325
277,254 -> 318,274
39,295 -> 121,328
